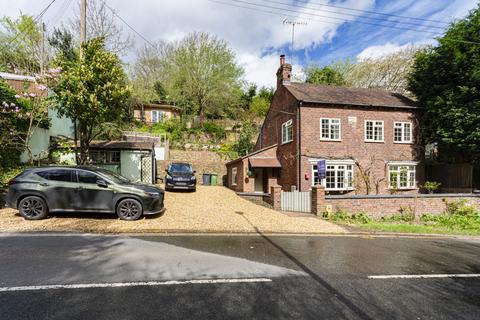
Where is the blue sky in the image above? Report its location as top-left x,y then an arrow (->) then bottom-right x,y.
2,0 -> 478,87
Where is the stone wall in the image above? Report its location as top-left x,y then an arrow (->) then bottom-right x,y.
157,149 -> 227,185
324,194 -> 480,219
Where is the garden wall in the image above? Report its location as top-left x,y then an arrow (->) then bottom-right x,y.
324,194 -> 480,219
156,149 -> 227,184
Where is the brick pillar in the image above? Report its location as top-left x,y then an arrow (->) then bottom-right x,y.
270,185 -> 282,210
311,185 -> 326,216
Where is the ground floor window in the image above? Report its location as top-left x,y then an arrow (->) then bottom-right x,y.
388,164 -> 416,189
312,161 -> 354,191
89,150 -> 120,164
231,167 -> 238,186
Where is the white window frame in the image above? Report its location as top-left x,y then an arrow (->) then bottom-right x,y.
320,118 -> 341,141
151,110 -> 165,123
394,122 -> 412,143
310,159 -> 354,191
364,120 -> 384,142
281,119 -> 293,144
388,162 -> 417,189
231,167 -> 238,186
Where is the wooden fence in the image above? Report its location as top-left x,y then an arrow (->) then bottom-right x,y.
426,163 -> 480,193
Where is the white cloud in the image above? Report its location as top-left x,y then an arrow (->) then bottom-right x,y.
356,42 -> 412,60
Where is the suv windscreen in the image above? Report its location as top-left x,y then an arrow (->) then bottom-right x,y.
168,164 -> 193,173
96,169 -> 130,184
37,169 -> 75,182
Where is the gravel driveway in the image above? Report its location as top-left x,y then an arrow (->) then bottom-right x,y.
0,186 -> 346,234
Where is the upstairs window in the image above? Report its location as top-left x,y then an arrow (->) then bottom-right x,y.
365,120 -> 384,142
320,118 -> 341,141
394,122 -> 412,143
281,119 -> 293,144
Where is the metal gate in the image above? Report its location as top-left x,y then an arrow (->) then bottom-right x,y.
141,155 -> 153,184
281,191 -> 311,213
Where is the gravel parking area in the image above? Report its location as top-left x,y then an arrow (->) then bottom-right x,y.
0,186 -> 347,234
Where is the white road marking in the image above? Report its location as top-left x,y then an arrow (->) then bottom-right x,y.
0,278 -> 272,292
368,274 -> 480,279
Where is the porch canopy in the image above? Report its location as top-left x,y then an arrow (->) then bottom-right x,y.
249,157 -> 281,168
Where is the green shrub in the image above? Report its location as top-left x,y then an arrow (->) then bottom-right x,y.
202,121 -> 226,142
444,199 -> 479,216
422,181 -> 441,193
0,166 -> 25,191
352,212 -> 371,224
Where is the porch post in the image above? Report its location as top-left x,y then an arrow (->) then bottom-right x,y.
311,185 -> 326,216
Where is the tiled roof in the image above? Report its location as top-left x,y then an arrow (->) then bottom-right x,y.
86,141 -> 154,151
249,157 -> 281,168
285,82 -> 417,108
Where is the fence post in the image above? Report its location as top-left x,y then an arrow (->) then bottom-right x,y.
270,185 -> 282,210
311,185 -> 326,216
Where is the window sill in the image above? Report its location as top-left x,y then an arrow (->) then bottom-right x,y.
281,140 -> 293,145
320,138 -> 342,142
364,140 -> 385,143
393,141 -> 413,144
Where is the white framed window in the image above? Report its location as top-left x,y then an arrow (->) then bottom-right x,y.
365,120 -> 384,142
281,119 -> 293,144
151,110 -> 165,123
388,164 -> 416,189
394,122 -> 412,143
320,118 -> 341,141
231,167 -> 238,186
311,161 -> 354,191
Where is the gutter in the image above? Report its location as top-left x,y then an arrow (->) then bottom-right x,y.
299,100 -> 421,110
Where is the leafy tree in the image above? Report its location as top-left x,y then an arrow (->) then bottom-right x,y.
48,27 -> 76,62
257,86 -> 274,103
0,14 -> 45,74
233,121 -> 256,156
51,38 -> 131,164
305,65 -> 346,86
408,4 -> 480,162
249,96 -> 270,117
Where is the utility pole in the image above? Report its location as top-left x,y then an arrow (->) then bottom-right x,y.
40,21 -> 45,74
283,19 -> 307,61
80,0 -> 87,58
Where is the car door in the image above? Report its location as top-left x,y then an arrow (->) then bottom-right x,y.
36,169 -> 77,211
74,170 -> 114,212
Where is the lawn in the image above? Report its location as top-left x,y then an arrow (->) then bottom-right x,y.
354,222 -> 480,235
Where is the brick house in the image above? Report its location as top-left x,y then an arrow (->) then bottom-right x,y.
226,55 -> 424,195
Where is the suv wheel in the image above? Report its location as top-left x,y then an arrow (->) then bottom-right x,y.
117,198 -> 143,221
18,196 -> 48,220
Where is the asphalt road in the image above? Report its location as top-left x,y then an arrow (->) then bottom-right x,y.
0,233 -> 479,320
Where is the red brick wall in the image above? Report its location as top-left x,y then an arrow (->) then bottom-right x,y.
325,195 -> 480,219
298,104 -> 424,193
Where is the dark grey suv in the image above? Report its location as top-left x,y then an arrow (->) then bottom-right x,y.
5,166 -> 165,221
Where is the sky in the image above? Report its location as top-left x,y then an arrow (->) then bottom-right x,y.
2,0 -> 477,87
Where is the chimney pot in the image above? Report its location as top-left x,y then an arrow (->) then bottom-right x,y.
280,54 -> 285,66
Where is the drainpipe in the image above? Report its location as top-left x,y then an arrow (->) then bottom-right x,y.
297,101 -> 302,191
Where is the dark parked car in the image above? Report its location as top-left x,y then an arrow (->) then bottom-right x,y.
4,166 -> 165,221
165,163 -> 196,191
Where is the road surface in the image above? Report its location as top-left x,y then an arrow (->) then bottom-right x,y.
0,233 -> 479,319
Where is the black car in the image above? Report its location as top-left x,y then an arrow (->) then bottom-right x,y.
165,163 -> 196,191
5,166 -> 165,221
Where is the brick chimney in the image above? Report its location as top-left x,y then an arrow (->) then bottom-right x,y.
276,54 -> 292,88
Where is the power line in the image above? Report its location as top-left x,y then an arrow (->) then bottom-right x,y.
7,0 -> 58,46
212,0 -> 444,35
259,0 -> 446,30
288,0 -> 450,25
100,0 -> 156,48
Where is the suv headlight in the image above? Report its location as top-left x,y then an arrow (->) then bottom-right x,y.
191,176 -> 196,180
145,191 -> 161,197
166,174 -> 172,179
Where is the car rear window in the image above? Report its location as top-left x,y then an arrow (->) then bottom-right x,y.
36,169 -> 75,182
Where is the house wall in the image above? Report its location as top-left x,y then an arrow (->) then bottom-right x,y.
256,85 -> 299,191
134,106 -> 180,123
298,104 -> 424,194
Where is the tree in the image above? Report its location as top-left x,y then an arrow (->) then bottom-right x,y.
233,121 -> 256,156
48,27 -> 76,62
51,38 -> 131,164
305,65 -> 346,86
348,46 -> 419,96
165,32 -> 244,118
69,0 -> 133,54
249,96 -> 270,117
408,4 -> 480,162
0,14 -> 46,74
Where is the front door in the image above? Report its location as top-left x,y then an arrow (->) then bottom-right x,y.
74,170 -> 114,212
254,169 -> 264,193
